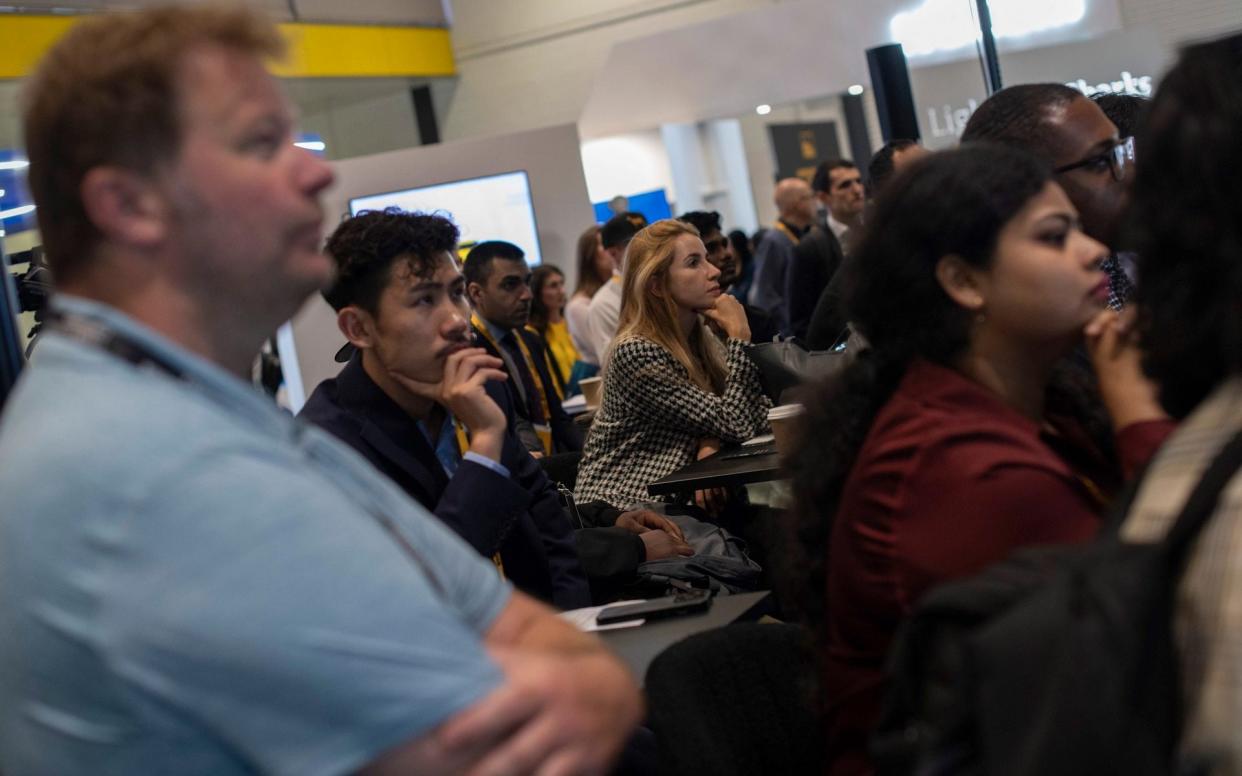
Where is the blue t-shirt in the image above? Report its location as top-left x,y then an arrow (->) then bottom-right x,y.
0,297 -> 510,775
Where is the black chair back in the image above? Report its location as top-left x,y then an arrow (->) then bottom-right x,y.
644,622 -> 824,775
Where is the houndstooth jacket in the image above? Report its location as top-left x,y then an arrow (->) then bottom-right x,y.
574,334 -> 772,511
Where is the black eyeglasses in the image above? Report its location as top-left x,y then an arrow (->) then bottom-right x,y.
1053,136 -> 1135,182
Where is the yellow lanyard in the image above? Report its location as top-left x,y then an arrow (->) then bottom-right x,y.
471,313 -> 554,455
445,414 -> 505,579
773,220 -> 800,244
526,324 -> 566,402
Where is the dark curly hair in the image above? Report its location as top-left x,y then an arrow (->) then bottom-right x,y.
784,144 -> 1054,626
1091,92 -> 1149,138
1129,32 -> 1242,418
322,208 -> 459,313
960,83 -> 1083,161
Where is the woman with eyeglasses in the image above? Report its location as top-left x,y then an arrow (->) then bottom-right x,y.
785,144 -> 1172,776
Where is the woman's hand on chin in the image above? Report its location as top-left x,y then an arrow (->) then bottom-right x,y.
1085,308 -> 1168,429
702,295 -> 751,341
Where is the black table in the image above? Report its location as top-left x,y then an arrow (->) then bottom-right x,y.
646,444 -> 783,497
598,591 -> 772,683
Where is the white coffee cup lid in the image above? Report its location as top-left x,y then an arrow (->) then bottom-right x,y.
767,403 -> 805,420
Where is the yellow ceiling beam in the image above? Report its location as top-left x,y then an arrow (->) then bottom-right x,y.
0,15 -> 455,80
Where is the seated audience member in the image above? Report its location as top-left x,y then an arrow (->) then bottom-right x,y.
749,178 -> 816,334
301,212 -> 690,605
866,139 -> 929,200
1118,33 -> 1242,772
576,219 -> 772,517
300,211 -> 593,608
786,145 -> 1172,776
588,211 -> 647,363
786,160 -> 862,340
803,145 -> 928,350
961,83 -> 1136,307
0,7 -> 641,774
677,210 -> 779,344
566,224 -> 610,376
464,241 -> 582,456
728,228 -> 756,302
530,264 -> 584,395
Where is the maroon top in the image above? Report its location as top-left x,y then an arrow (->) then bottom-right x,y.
823,359 -> 1173,776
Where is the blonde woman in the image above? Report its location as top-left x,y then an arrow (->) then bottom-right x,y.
574,219 -> 772,515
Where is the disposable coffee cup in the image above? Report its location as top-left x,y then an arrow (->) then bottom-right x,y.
580,377 -> 604,409
768,403 -> 806,458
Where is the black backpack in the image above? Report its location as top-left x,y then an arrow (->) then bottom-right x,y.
873,428 -> 1242,776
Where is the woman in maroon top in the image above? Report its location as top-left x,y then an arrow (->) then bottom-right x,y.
786,145 -> 1173,776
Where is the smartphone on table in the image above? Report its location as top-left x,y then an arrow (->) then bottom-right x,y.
595,589 -> 713,625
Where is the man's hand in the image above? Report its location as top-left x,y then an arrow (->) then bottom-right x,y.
389,347 -> 509,463
639,528 -> 695,561
614,509 -> 685,542
614,510 -> 694,560
435,647 -> 642,776
1084,308 -> 1168,429
361,593 -> 642,776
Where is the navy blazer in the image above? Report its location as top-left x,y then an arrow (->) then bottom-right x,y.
299,355 -> 591,609
472,323 -> 583,455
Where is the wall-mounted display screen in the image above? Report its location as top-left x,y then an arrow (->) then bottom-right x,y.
349,170 -> 543,265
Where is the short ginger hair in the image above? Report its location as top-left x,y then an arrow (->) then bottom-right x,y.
22,5 -> 284,281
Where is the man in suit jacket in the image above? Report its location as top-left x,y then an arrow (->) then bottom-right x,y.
301,211 -> 691,607
786,159 -> 863,340
464,240 -> 583,456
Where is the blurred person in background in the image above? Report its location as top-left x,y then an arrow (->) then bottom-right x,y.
749,178 -> 816,335
529,264 -> 586,396
566,224 -> 610,379
728,228 -> 756,302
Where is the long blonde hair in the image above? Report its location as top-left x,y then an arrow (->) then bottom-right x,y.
614,219 -> 728,393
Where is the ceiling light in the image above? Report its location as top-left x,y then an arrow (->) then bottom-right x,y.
294,140 -> 326,152
0,160 -> 29,171
891,0 -> 1086,56
847,84 -> 865,96
755,104 -> 772,116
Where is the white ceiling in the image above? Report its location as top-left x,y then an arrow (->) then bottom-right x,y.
577,0 -> 1122,138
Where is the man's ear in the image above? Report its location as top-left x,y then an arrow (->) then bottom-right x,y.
466,280 -> 485,307
337,306 -> 376,350
79,166 -> 170,249
935,254 -> 986,312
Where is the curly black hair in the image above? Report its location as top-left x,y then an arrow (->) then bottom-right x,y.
960,83 -> 1083,161
1091,92 -> 1149,138
321,208 -> 459,313
676,210 -> 722,239
783,144 -> 1053,626
1129,32 -> 1242,418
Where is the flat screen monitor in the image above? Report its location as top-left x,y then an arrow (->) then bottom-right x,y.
349,170 -> 543,266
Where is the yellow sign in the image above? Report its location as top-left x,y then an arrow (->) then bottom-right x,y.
0,15 -> 455,79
